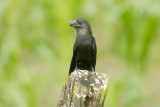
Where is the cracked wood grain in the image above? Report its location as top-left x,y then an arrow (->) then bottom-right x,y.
57,70 -> 109,107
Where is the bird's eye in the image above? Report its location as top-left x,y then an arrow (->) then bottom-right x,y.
78,22 -> 82,24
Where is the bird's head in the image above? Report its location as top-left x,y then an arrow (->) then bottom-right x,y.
69,18 -> 92,34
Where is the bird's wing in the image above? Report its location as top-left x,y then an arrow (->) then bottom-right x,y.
92,37 -> 97,69
69,43 -> 77,75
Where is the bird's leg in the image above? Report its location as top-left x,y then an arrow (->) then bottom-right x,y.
92,67 -> 95,72
75,62 -> 81,77
91,64 -> 95,72
75,62 -> 78,71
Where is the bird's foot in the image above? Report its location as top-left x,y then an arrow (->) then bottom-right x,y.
91,67 -> 95,73
75,63 -> 79,71
75,67 -> 79,71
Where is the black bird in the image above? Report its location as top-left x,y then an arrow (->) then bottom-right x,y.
69,18 -> 97,75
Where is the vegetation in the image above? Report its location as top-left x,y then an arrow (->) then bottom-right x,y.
0,0 -> 160,107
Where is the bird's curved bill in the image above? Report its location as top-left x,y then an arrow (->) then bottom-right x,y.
69,19 -> 77,26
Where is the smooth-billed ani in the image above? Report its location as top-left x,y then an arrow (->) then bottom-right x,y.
69,18 -> 97,75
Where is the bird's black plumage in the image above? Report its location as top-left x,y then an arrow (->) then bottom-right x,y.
69,18 -> 97,75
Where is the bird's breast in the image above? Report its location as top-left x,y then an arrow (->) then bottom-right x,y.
75,37 -> 93,62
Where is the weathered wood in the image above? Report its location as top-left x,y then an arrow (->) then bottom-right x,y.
57,70 -> 108,107
57,70 -> 109,107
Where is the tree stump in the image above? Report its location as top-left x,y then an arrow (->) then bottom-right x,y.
57,70 -> 109,107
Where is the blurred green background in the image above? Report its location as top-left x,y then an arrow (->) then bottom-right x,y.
0,0 -> 160,107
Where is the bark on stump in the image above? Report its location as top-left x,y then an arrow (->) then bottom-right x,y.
57,70 -> 109,107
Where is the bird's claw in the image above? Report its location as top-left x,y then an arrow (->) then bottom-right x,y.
91,66 -> 95,72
